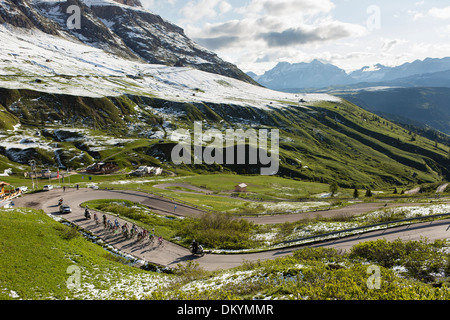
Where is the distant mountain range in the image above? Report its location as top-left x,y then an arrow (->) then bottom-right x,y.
249,58 -> 450,135
249,57 -> 450,91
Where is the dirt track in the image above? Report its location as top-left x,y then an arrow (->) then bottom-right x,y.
13,188 -> 450,271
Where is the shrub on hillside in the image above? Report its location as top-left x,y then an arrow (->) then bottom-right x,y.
349,239 -> 450,283
179,212 -> 255,250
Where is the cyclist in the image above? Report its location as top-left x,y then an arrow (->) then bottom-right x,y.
149,231 -> 155,244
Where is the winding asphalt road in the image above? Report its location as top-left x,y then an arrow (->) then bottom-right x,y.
14,188 -> 450,271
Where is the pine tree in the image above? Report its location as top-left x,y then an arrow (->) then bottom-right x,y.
353,187 -> 359,199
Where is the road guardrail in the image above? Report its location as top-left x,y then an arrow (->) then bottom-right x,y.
283,212 -> 450,246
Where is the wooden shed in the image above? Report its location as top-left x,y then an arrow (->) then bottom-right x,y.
235,183 -> 248,193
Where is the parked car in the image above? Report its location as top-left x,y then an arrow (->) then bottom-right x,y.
16,186 -> 28,193
43,185 -> 54,191
59,205 -> 72,214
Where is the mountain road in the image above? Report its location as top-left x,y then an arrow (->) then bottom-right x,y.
13,188 -> 450,271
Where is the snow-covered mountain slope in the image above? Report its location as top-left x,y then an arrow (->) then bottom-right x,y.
0,25 -> 341,109
254,60 -> 354,90
0,0 -> 255,84
349,58 -> 450,83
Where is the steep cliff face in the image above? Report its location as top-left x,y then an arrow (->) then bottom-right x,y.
89,3 -> 251,81
0,0 -> 60,34
0,0 -> 257,84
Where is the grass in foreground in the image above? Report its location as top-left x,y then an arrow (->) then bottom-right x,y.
150,241 -> 450,300
0,207 -> 170,300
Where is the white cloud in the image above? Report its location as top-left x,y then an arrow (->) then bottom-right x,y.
428,6 -> 450,20
219,1 -> 232,14
407,10 -> 425,21
180,0 -> 368,73
238,0 -> 335,17
189,0 -> 364,48
381,38 -> 406,52
408,6 -> 450,20
172,0 -> 450,76
179,0 -> 234,22
181,0 -> 221,21
258,21 -> 366,48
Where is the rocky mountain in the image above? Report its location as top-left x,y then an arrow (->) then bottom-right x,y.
250,57 -> 450,91
0,0 -> 256,84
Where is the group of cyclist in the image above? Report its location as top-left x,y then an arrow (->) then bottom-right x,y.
85,207 -> 165,247
80,204 -> 205,256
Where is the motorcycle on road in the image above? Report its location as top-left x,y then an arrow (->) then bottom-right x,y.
190,244 -> 205,257
84,208 -> 91,220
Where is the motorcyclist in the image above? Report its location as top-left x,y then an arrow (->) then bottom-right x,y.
58,198 -> 63,206
192,240 -> 199,254
84,207 -> 91,219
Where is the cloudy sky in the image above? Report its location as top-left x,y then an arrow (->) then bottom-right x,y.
141,0 -> 450,75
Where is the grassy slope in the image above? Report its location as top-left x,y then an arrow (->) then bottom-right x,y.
138,96 -> 450,188
0,88 -> 449,189
156,174 -> 334,200
273,100 -> 449,187
0,208 -> 167,300
336,87 -> 450,135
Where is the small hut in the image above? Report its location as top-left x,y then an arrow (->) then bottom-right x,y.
235,183 -> 248,193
